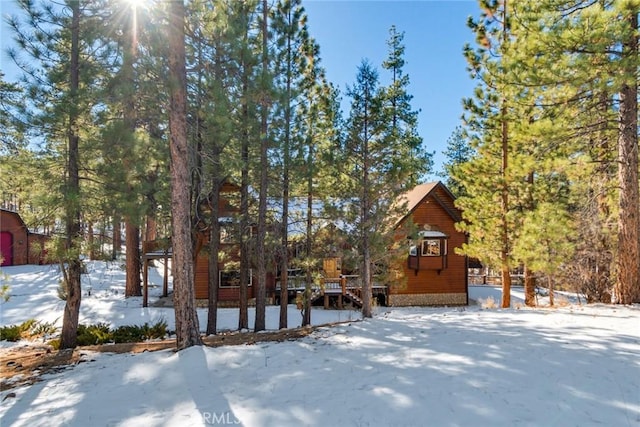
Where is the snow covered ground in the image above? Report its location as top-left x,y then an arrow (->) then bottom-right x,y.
0,261 -> 359,334
1,262 -> 639,426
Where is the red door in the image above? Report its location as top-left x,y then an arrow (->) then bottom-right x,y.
0,232 -> 12,266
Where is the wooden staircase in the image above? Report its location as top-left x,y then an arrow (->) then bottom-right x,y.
343,289 -> 363,308
309,288 -> 323,304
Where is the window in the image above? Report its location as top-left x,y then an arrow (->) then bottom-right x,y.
409,244 -> 417,256
421,239 -> 441,256
219,270 -> 252,288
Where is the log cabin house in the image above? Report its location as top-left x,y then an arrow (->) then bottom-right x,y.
389,182 -> 468,306
142,182 -> 277,307
0,208 -> 50,266
142,181 -> 467,308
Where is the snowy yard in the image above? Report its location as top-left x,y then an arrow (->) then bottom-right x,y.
1,262 -> 639,426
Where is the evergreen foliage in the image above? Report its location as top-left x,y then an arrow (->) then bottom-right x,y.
456,0 -> 639,304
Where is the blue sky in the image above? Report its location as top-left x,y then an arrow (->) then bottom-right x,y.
304,0 -> 480,178
1,0 -> 479,178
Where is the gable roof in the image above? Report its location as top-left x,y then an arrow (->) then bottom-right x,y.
394,181 -> 461,228
0,208 -> 28,231
401,182 -> 439,214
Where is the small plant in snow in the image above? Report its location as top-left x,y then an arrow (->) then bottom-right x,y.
479,296 -> 497,309
0,319 -> 58,342
0,262 -> 10,302
0,283 -> 10,302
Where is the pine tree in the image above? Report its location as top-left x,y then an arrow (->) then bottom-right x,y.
614,4 -> 639,303
341,42 -> 429,317
254,0 -> 271,332
505,0 -> 639,303
231,0 -> 261,331
458,0 -> 516,308
7,0 -> 110,348
440,126 -> 473,198
381,25 -> 432,188
185,0 -> 238,336
296,45 -> 337,327
166,0 -> 202,350
270,0 -> 305,329
343,60 -> 382,318
0,73 -> 25,154
270,0 -> 328,328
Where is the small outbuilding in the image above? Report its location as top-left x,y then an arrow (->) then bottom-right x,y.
390,182 -> 468,306
0,208 -> 50,266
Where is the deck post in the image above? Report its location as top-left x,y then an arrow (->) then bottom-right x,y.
143,257 -> 149,307
324,293 -> 329,309
338,294 -> 343,309
163,250 -> 169,297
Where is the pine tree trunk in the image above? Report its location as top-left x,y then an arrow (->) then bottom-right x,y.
548,276 -> 554,307
524,264 -> 536,307
122,1 -> 141,298
238,16 -> 250,330
279,6 -> 293,330
614,9 -> 639,304
60,1 -> 82,350
125,221 -> 141,296
500,263 -> 511,309
88,222 -> 95,260
254,0 -> 269,333
500,101 -> 511,309
499,2 -> 512,310
207,179 -> 220,336
361,109 -> 372,318
112,216 -> 121,260
145,176 -> 158,242
302,143 -> 314,327
523,171 -> 536,307
361,242 -> 372,318
167,0 -> 202,350
145,215 -> 157,242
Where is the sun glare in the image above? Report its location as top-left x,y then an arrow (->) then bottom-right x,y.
124,0 -> 149,12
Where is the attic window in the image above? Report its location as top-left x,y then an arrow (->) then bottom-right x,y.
422,239 -> 443,256
408,228 -> 449,272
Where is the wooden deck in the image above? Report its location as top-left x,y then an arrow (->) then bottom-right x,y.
275,275 -> 388,308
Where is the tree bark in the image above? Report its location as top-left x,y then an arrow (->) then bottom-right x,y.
125,221 -> 141,296
238,8 -> 250,330
207,179 -> 220,336
112,216 -> 121,260
88,222 -> 95,260
614,9 -> 639,304
279,5 -> 293,330
524,264 -> 536,307
302,139 -> 314,327
167,0 -> 202,350
499,103 -> 511,309
122,1 -> 141,298
361,91 -> 372,318
254,0 -> 269,332
60,1 -> 82,350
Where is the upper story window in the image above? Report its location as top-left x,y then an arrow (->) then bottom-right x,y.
422,239 -> 444,256
411,228 -> 448,257
408,227 -> 449,271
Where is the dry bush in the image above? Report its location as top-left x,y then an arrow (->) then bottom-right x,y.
479,296 -> 497,309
